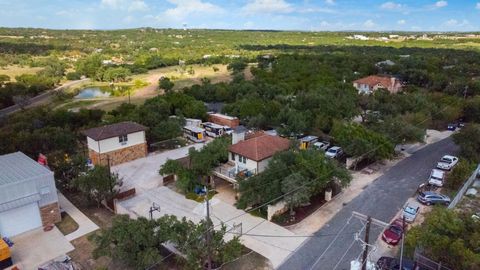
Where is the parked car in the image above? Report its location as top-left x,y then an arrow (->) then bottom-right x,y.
313,141 -> 330,151
428,169 -> 446,187
325,146 -> 343,159
376,257 -> 415,270
447,123 -> 456,131
417,191 -> 451,206
402,202 -> 420,223
381,218 -> 405,245
436,155 -> 459,170
223,126 -> 233,135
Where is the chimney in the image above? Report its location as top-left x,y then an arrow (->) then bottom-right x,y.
232,126 -> 246,145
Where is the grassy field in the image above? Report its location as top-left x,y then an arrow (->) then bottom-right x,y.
60,64 -> 234,112
0,65 -> 43,81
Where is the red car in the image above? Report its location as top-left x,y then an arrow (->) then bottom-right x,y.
381,218 -> 405,245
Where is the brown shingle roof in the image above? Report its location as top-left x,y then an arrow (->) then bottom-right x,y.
229,135 -> 290,162
353,75 -> 396,89
82,121 -> 147,141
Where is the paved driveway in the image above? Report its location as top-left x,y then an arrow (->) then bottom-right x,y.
279,137 -> 458,270
112,143 -> 205,193
10,227 -> 74,270
117,186 -> 305,268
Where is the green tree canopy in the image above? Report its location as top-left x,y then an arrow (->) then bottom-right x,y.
160,137 -> 230,193
237,149 -> 351,210
159,77 -> 174,92
91,214 -> 242,270
331,121 -> 394,161
74,166 -> 122,207
405,208 -> 480,270
453,123 -> 480,163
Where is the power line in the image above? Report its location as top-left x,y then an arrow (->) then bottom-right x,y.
308,215 -> 355,270
147,96 -> 460,269
229,231 -> 359,238
332,220 -> 368,270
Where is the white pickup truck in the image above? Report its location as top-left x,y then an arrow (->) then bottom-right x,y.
428,169 -> 446,187
436,155 -> 459,170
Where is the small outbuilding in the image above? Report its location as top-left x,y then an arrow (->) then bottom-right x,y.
0,152 -> 61,237
83,121 -> 148,166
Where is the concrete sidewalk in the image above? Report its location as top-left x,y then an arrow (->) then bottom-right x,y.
112,143 -> 205,193
117,186 -> 305,268
58,192 -> 99,241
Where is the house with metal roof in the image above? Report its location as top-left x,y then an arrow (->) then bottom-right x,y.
82,121 -> 148,166
0,152 -> 61,237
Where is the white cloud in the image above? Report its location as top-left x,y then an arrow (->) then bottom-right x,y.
160,0 -> 224,22
434,1 -> 447,8
320,20 -> 330,27
397,19 -> 406,25
101,0 -> 122,9
363,19 -> 376,29
128,0 -> 148,12
244,21 -> 255,28
101,0 -> 148,12
123,15 -> 134,23
325,0 -> 335,5
443,19 -> 469,27
476,3 -> 480,10
444,19 -> 457,26
380,2 -> 404,10
298,7 -> 336,14
242,0 -> 294,14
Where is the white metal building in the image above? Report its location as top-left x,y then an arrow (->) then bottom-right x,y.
0,152 -> 61,237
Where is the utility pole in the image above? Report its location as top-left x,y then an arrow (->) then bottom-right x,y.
399,216 -> 406,269
149,203 -> 161,220
361,216 -> 372,270
204,177 -> 212,270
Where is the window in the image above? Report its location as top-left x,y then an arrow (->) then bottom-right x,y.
119,134 -> 128,144
239,155 -> 246,163
231,153 -> 236,161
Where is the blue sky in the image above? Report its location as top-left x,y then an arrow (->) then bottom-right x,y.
0,0 -> 479,31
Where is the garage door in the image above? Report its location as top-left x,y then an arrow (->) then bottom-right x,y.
0,203 -> 42,237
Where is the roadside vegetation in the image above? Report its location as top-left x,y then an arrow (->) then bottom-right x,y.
159,137 -> 230,193
405,208 -> 480,269
236,150 -> 351,211
91,215 -> 242,270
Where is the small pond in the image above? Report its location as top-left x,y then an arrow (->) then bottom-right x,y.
74,86 -> 131,99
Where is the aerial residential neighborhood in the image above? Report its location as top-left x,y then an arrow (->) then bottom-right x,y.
1,1 -> 480,270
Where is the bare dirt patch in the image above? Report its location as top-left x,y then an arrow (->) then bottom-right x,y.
56,212 -> 79,235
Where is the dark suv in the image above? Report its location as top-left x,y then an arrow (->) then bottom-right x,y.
417,191 -> 451,206
376,257 -> 415,270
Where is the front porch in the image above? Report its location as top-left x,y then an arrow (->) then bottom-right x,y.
212,161 -> 256,185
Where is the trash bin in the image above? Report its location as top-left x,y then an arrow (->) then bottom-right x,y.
325,189 -> 332,202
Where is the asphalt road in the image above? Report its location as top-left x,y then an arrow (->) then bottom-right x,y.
0,78 -> 89,116
279,137 -> 458,270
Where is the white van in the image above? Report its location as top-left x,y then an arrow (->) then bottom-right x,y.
428,169 -> 445,187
